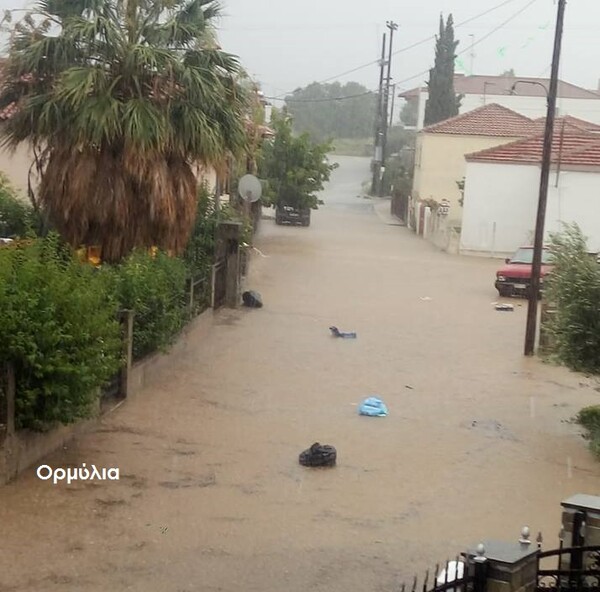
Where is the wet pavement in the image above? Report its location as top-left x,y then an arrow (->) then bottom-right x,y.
1,155 -> 600,592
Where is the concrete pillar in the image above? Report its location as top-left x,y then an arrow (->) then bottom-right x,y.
466,540 -> 539,592
560,494 -> 600,546
216,221 -> 242,308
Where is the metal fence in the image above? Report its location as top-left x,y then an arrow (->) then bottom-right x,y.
401,549 -> 487,592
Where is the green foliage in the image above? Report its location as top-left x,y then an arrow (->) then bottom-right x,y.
259,112 -> 337,210
500,68 -> 516,77
0,0 -> 249,260
381,127 -> 416,196
331,137 -> 372,157
184,183 -> 252,275
0,173 -> 39,237
545,223 -> 600,374
424,14 -> 462,127
400,100 -> 418,127
284,81 -> 375,142
0,235 -> 121,431
577,406 -> 600,458
107,250 -> 188,361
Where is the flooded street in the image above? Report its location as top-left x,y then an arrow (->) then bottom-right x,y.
1,155 -> 600,592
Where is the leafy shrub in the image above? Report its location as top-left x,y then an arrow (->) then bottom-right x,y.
0,172 -> 40,237
0,235 -> 121,431
577,406 -> 600,458
183,183 -> 253,276
108,250 -> 188,360
545,223 -> 600,374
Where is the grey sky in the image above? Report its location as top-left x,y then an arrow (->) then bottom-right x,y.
215,0 -> 600,102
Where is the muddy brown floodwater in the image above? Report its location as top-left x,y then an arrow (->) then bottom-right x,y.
1,155 -> 600,592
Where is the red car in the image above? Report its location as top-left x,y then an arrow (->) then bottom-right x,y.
495,246 -> 553,298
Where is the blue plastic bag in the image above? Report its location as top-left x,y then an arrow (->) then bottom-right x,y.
358,397 -> 388,417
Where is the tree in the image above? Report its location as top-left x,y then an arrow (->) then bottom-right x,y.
400,100 -> 418,127
424,14 -> 461,127
0,0 -> 249,262
259,112 -> 337,210
284,81 -> 375,142
501,68 -> 516,77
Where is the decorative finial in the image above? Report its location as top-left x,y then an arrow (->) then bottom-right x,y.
520,526 -> 531,545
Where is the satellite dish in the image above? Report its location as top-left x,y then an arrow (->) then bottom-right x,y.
238,174 -> 262,203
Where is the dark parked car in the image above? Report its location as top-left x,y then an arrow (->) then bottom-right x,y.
275,204 -> 311,226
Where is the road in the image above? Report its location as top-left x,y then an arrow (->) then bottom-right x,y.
1,155 -> 599,592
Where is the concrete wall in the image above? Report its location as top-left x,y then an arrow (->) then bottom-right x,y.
460,162 -> 600,256
0,143 -> 38,199
0,309 -> 215,485
412,133 -> 522,223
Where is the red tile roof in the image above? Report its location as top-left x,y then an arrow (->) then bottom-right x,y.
422,103 -> 536,137
399,74 -> 600,100
465,131 -> 600,167
533,115 -> 600,133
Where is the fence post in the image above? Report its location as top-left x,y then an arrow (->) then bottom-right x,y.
0,362 -> 16,484
186,277 -> 195,318
118,310 -> 134,399
473,544 -> 489,592
466,537 -> 538,592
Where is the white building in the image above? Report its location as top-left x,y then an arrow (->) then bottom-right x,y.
399,74 -> 600,131
460,132 -> 600,257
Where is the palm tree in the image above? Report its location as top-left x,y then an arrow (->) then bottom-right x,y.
0,0 -> 248,261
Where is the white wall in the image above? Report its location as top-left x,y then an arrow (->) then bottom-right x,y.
461,162 -> 600,256
460,162 -> 539,256
545,171 -> 600,252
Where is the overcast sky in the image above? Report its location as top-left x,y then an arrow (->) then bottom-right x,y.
214,0 -> 600,102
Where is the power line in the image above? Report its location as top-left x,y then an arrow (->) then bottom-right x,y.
393,0 -> 540,91
263,90 -> 375,103
266,0 -> 524,99
265,0 -> 540,105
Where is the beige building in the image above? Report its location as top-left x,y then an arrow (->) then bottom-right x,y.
412,103 -> 543,224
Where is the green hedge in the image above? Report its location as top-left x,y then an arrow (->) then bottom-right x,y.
545,224 -> 600,374
107,250 -> 188,361
577,406 -> 600,458
0,235 -> 122,431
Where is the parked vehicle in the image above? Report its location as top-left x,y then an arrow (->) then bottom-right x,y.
275,204 -> 311,227
495,246 -> 553,297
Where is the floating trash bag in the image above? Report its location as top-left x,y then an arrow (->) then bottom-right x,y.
299,442 -> 337,467
358,397 -> 388,417
242,290 -> 263,308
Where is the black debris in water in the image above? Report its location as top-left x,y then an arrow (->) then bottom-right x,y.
242,291 -> 263,308
299,442 -> 337,467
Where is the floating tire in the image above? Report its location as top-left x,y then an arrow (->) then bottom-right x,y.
299,443 -> 337,467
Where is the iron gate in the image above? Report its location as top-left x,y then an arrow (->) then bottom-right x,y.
537,545 -> 600,592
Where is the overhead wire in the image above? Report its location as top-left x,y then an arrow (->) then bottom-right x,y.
265,0 -> 541,104
266,0 -> 528,100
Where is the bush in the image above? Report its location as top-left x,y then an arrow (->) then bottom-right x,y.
108,250 -> 188,360
183,183 -> 253,276
0,173 -> 40,238
0,235 -> 122,431
577,406 -> 600,458
545,223 -> 600,374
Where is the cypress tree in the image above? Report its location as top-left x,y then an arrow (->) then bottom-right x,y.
424,14 -> 462,127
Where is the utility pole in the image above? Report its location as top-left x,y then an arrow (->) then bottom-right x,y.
389,83 -> 397,130
523,0 -> 567,356
379,20 -> 398,197
371,32 -> 387,196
